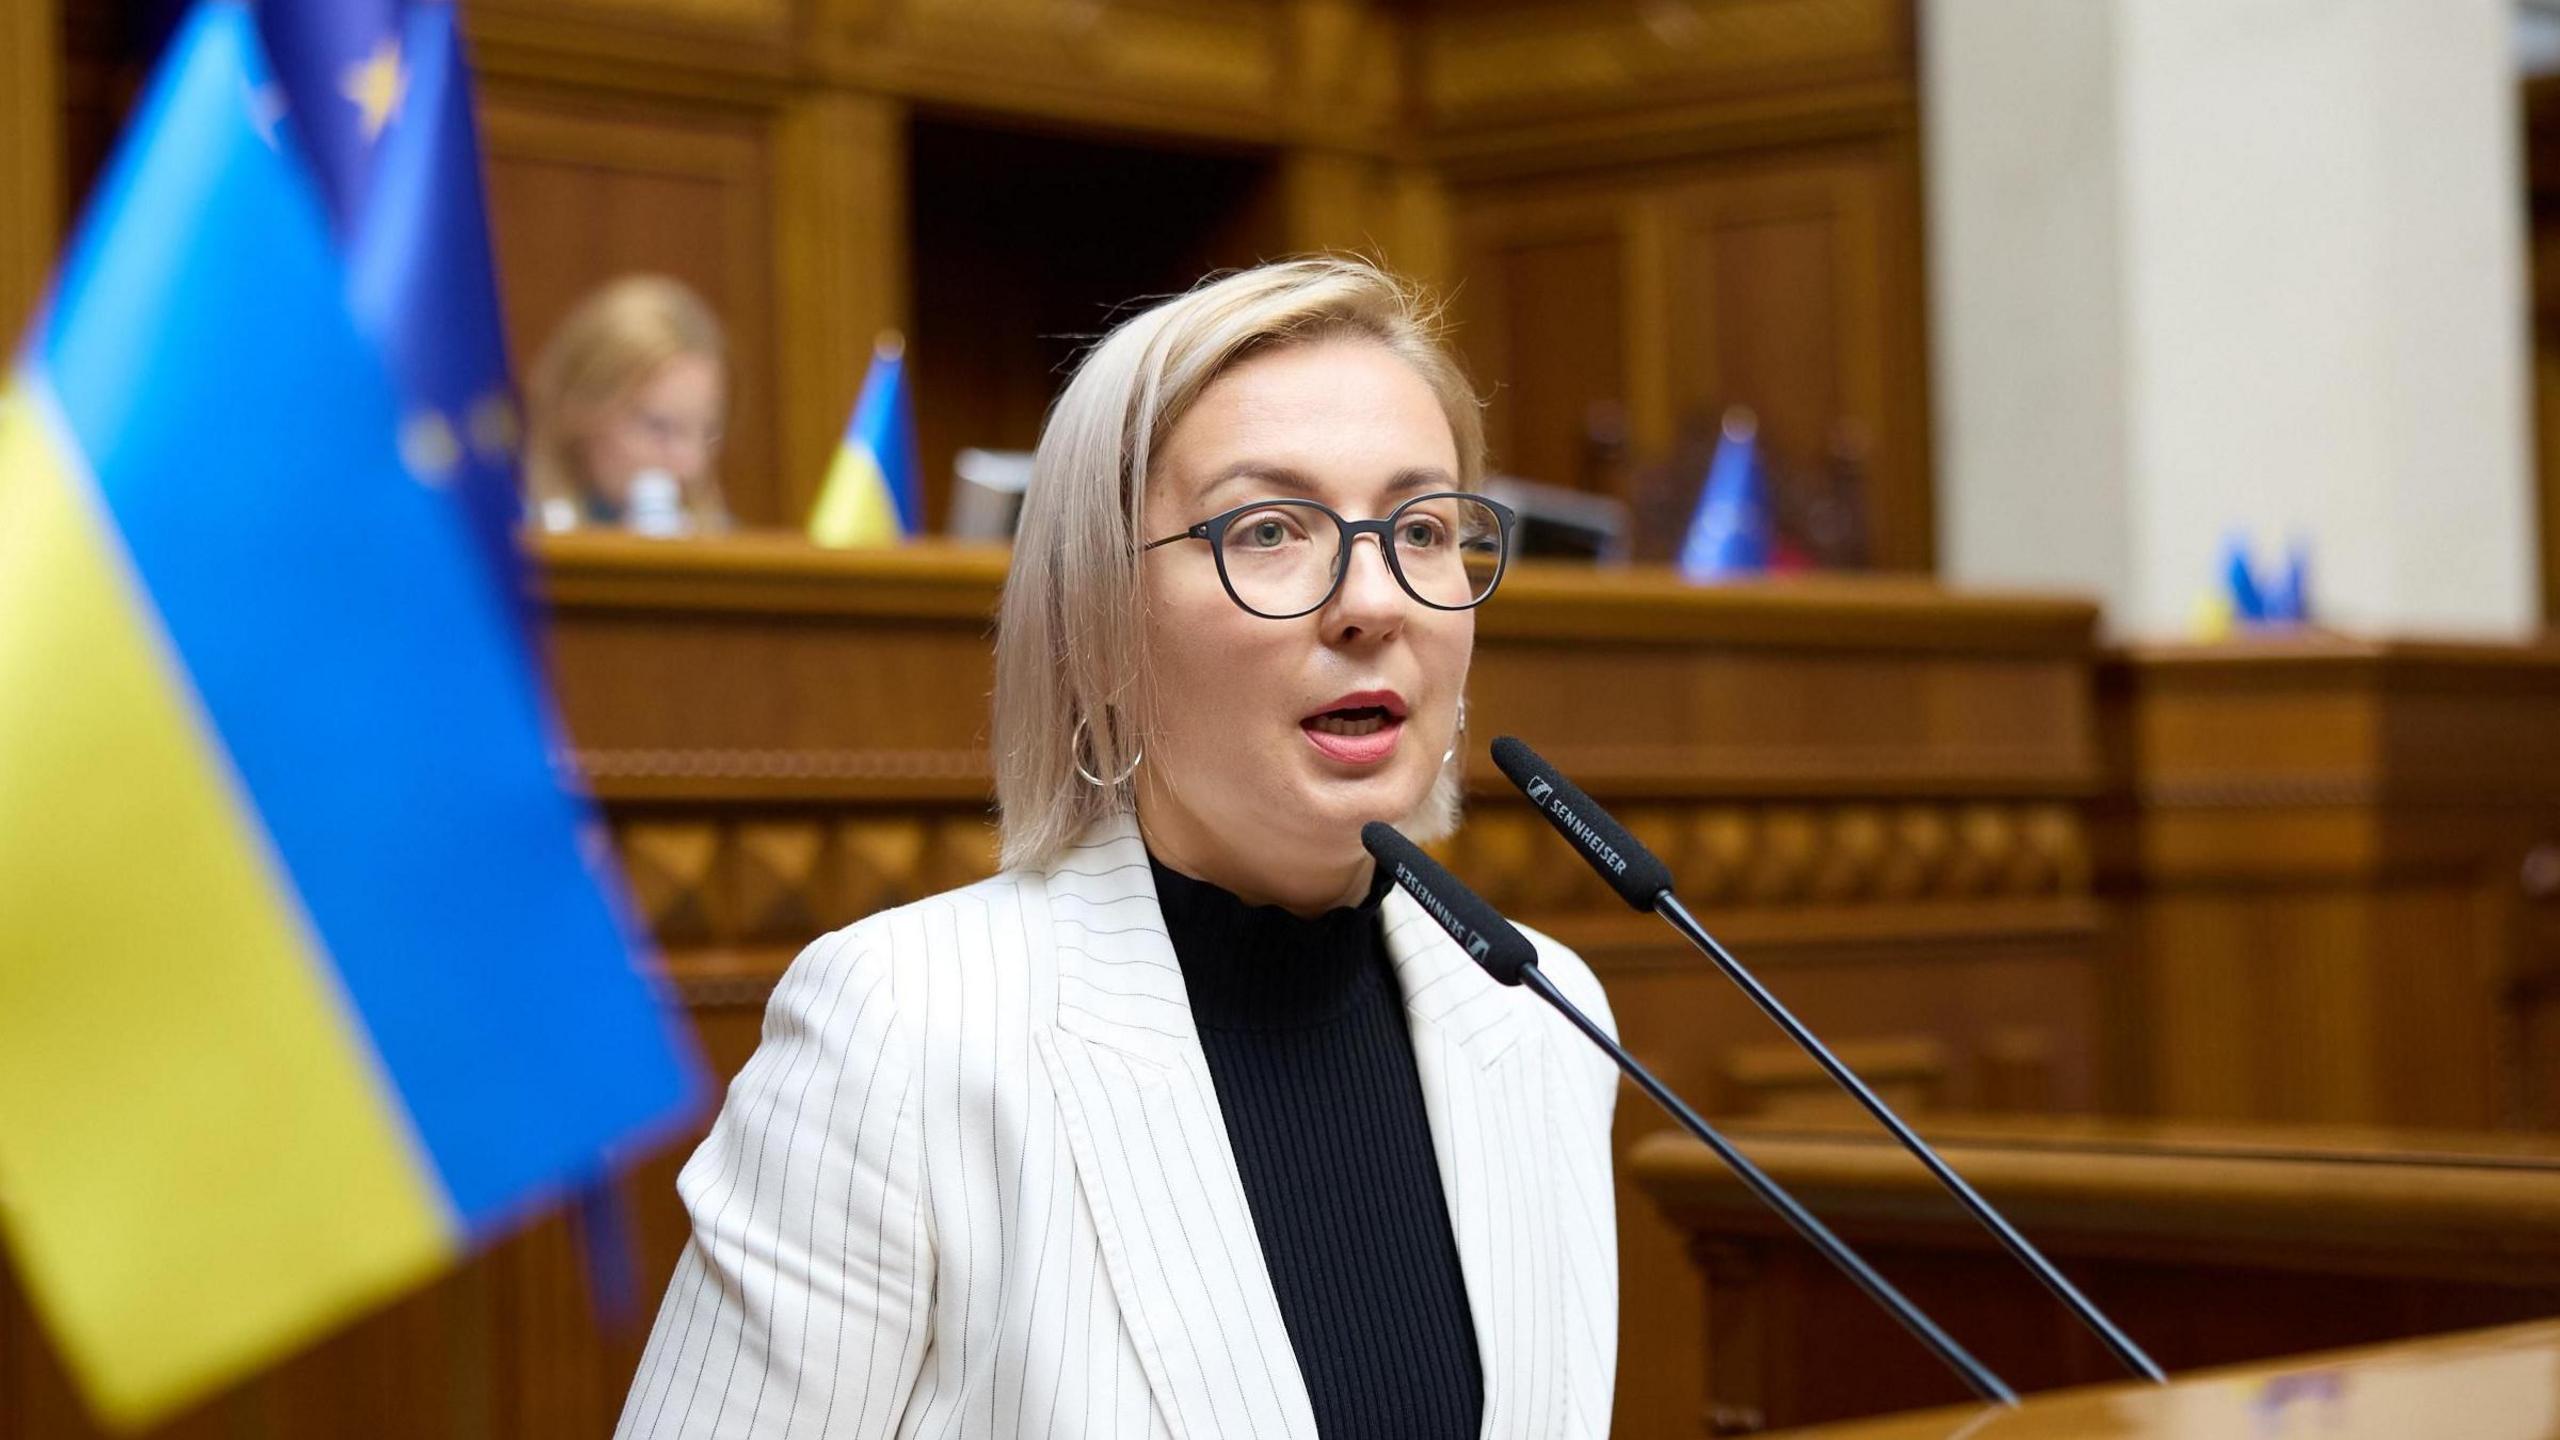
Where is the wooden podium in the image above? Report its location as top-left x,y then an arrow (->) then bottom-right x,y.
1633,1115 -> 2560,1434
536,531 -> 2111,1440
0,534 -> 2105,1437
1771,1318 -> 2560,1438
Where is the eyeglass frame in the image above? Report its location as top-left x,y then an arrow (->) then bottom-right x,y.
1141,490 -> 1519,620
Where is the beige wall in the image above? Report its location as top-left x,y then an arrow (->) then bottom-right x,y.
1929,0 -> 2537,637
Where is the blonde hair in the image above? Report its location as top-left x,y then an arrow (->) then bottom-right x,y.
524,274 -> 731,530
992,257 -> 1487,872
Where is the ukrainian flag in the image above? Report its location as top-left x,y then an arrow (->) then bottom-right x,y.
0,5 -> 699,1427
807,333 -> 921,547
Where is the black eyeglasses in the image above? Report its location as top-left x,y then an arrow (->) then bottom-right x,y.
1142,492 -> 1517,620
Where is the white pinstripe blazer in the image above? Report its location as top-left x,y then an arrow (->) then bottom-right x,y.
618,811 -> 1619,1440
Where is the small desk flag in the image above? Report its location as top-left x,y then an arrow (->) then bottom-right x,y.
1679,407 -> 1772,581
0,4 -> 700,1425
809,334 -> 922,547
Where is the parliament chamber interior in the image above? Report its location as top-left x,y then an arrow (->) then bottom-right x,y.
11,0 -> 2560,1436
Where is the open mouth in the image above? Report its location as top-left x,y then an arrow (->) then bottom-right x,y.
1306,705 -> 1396,737
1300,693 -> 1408,765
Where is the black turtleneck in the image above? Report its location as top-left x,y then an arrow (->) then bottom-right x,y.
1148,854 -> 1484,1440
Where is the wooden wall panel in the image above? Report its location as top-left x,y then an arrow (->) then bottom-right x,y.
1660,157 -> 1879,512
773,90 -> 907,526
0,0 -> 59,343
2099,640 -> 2560,1131
477,87 -> 782,522
1432,0 -> 1931,572
1453,133 -> 1933,572
37,0 -> 1931,554
1458,199 -> 1630,492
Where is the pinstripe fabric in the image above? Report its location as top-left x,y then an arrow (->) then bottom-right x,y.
618,811 -> 1619,1439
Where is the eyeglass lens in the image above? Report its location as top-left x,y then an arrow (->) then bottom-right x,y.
1217,496 -> 1505,617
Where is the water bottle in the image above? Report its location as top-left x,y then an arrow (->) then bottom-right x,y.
626,468 -> 687,538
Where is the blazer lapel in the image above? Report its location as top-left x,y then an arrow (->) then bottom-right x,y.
1034,812 -> 1320,1440
1383,889 -> 1572,1440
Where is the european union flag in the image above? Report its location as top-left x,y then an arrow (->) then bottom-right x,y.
1679,406 -> 1772,581
0,4 -> 699,1424
2220,532 -> 2269,624
259,0 -> 522,598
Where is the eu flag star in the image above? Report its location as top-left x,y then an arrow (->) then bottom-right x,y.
244,79 -> 288,148
400,409 -> 461,483
340,37 -> 407,141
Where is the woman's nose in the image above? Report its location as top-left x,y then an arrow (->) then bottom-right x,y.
1325,534 -> 1409,641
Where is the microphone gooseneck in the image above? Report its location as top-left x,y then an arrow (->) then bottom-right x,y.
1359,823 -> 2020,1409
1488,736 -> 2168,1387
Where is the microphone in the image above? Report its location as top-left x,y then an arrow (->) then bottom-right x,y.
1489,736 -> 2166,1385
1360,822 -> 2019,1409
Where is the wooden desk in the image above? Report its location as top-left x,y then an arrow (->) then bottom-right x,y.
1769,1318 -> 2560,1438
1633,1116 -> 2560,1435
2099,637 -> 2560,1129
539,532 -> 2109,1440
1,536 -> 2105,1439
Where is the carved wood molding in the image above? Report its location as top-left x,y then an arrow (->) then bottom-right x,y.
617,809 -> 999,946
1282,0 -> 1402,146
576,748 -> 981,782
577,747 -> 991,785
455,0 -> 1921,166
464,2 -> 800,105
609,794 -> 2091,952
573,746 -> 2090,805
1454,797 -> 2092,913
811,0 -> 1295,143
1416,0 -> 1909,134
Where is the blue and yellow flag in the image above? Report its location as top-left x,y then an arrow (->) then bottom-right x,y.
0,5 -> 699,1426
808,334 -> 922,547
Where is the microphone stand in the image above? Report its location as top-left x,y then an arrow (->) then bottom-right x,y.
1516,963 -> 2021,1408
1651,891 -> 2167,1384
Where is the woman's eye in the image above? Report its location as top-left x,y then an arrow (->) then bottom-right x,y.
1237,513 -> 1301,548
1401,520 -> 1444,548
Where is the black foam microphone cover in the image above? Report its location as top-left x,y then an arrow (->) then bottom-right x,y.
1490,735 -> 1676,911
1360,822 -> 1539,986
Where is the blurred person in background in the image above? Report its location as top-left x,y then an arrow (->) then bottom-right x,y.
524,274 -> 733,535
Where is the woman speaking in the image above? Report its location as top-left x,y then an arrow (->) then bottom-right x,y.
618,259 -> 1620,1439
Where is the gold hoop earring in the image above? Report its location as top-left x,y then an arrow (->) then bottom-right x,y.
1444,698 -> 1468,768
1072,714 -> 1143,788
